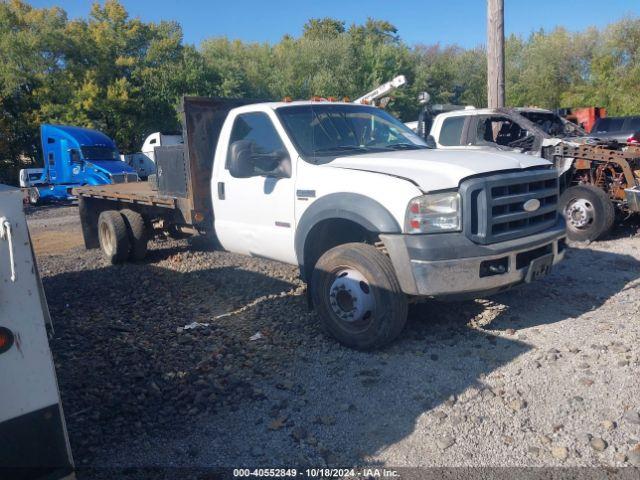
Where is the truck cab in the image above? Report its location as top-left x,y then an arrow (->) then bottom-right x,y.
428,106 -> 586,150
77,98 -> 566,350
211,101 -> 566,347
23,124 -> 138,204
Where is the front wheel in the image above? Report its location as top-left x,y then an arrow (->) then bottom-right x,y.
28,188 -> 40,205
310,243 -> 408,350
560,185 -> 615,242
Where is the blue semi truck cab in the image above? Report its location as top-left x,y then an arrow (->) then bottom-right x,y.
23,124 -> 138,204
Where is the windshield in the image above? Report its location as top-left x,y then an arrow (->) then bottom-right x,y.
593,116 -> 640,133
277,104 -> 428,160
519,111 -> 585,137
81,146 -> 119,160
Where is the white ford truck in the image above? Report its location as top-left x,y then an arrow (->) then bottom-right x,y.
75,97 -> 566,349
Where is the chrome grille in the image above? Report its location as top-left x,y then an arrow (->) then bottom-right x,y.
460,169 -> 559,244
111,173 -> 139,184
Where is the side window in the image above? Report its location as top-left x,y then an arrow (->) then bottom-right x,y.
475,116 -> 529,147
626,117 -> 640,132
226,112 -> 289,176
70,149 -> 81,163
439,117 -> 465,146
150,138 -> 157,144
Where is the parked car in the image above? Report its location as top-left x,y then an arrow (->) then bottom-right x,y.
589,115 -> 640,142
74,97 -> 566,350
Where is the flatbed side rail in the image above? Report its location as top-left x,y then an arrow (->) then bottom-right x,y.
72,184 -> 177,208
73,189 -> 176,208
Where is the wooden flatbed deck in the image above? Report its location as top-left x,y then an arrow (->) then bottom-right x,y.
74,182 -> 176,208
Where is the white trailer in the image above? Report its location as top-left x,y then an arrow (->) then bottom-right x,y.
122,132 -> 183,179
0,184 -> 74,479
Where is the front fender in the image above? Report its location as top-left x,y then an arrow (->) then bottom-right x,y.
294,192 -> 401,271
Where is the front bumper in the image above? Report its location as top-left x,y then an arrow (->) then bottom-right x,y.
625,186 -> 640,212
380,219 -> 566,298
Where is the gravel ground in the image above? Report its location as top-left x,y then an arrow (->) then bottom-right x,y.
27,204 -> 640,473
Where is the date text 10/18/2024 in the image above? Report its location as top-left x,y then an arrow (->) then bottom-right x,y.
233,468 -> 400,478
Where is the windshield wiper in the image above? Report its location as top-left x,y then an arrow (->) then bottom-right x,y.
314,145 -> 370,154
383,143 -> 425,150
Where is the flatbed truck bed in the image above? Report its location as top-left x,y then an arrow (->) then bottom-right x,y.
73,181 -> 175,208
73,97 -> 257,252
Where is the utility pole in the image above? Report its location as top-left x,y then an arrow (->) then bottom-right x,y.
487,0 -> 505,108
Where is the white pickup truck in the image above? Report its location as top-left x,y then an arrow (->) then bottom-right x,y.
75,97 -> 566,349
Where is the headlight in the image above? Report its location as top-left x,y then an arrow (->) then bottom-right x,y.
405,192 -> 461,233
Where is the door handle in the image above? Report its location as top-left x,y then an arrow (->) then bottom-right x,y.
218,182 -> 225,200
0,217 -> 16,282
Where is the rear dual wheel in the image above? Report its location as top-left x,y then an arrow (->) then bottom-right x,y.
98,209 -> 149,263
120,209 -> 149,261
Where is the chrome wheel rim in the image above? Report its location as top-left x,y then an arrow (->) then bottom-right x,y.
565,198 -> 594,230
99,222 -> 115,255
328,268 -> 375,327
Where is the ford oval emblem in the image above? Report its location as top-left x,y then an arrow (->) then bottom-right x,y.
523,198 -> 541,212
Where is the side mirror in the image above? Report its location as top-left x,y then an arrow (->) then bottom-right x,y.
255,150 -> 291,178
229,140 -> 291,179
425,135 -> 437,149
228,140 -> 256,178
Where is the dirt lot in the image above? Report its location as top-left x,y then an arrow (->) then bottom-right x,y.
28,204 -> 640,472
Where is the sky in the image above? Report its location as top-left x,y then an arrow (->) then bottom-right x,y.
28,0 -> 640,48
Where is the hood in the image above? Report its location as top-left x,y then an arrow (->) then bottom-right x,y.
89,160 -> 137,175
324,148 -> 551,191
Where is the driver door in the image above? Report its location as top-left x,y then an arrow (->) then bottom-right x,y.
212,111 -> 297,264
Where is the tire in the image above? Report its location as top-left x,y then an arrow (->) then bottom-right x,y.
310,243 -> 408,350
560,184 -> 615,242
148,174 -> 158,191
98,210 -> 130,264
120,209 -> 149,261
28,188 -> 40,205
